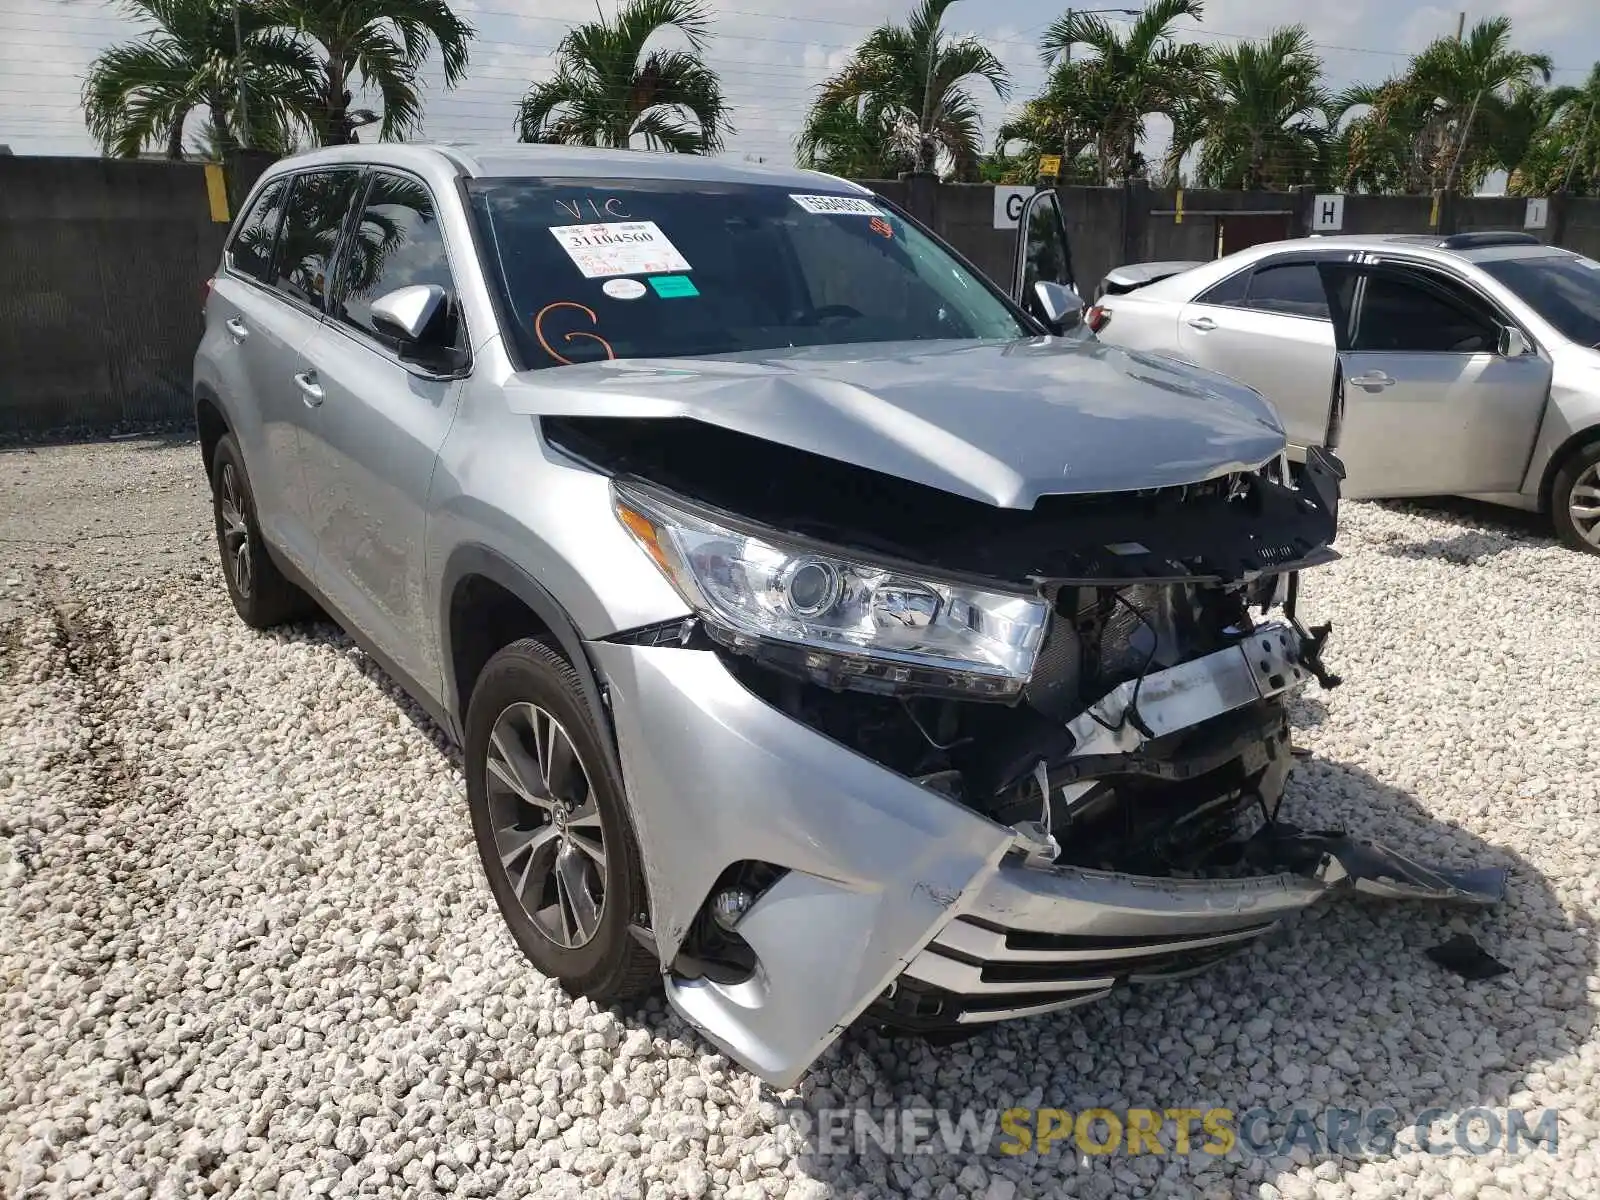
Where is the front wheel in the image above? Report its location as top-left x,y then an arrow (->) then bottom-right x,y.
1551,440 -> 1600,555
464,638 -> 657,1001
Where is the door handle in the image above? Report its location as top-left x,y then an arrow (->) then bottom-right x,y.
1186,316 -> 1216,331
1347,371 -> 1394,391
293,371 -> 324,407
225,318 -> 249,341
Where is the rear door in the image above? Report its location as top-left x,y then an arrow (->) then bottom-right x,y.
1314,257 -> 1552,498
1175,256 -> 1335,448
214,171 -> 360,576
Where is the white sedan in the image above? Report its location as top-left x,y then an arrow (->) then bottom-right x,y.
1087,232 -> 1600,552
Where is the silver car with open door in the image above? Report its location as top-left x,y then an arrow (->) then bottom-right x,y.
1089,234 -> 1600,552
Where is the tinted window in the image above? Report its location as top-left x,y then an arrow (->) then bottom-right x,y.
1246,262 -> 1327,319
275,169 -> 362,310
227,179 -> 287,283
467,179 -> 1027,370
337,171 -> 461,350
1197,268 -> 1249,306
1020,192 -> 1074,312
1354,271 -> 1499,353
1480,254 -> 1600,348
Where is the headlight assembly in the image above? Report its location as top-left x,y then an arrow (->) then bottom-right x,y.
613,481 -> 1049,699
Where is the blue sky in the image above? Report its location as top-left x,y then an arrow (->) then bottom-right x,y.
2,0 -> 1596,166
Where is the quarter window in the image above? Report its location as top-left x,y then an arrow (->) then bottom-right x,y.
1195,268 -> 1248,307
275,169 -> 363,311
336,171 -> 463,351
226,179 -> 288,284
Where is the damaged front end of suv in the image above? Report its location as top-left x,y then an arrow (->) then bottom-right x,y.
529,351 -> 1505,1089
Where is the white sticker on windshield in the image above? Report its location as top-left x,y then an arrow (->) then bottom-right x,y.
548,221 -> 691,279
790,194 -> 884,217
602,278 -> 647,300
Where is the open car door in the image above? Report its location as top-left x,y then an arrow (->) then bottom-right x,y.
1013,189 -> 1084,330
1312,254 -> 1552,499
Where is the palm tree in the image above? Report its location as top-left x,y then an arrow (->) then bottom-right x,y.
993,58 -> 1116,184
515,0 -> 730,153
82,0 -> 321,159
1195,26 -> 1329,191
1038,0 -> 1209,184
1509,64 -> 1600,196
798,0 -> 1010,180
264,0 -> 473,146
1340,16 -> 1552,193
794,96 -> 913,178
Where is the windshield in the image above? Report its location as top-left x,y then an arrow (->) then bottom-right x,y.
1479,253 -> 1600,348
466,178 -> 1029,369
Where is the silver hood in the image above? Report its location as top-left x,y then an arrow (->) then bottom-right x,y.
502,337 -> 1287,508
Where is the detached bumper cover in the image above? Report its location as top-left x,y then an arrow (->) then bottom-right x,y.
888,837 -> 1505,1029
590,638 -> 1507,1088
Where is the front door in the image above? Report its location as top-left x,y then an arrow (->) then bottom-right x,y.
1314,259 -> 1553,498
298,169 -> 469,692
1013,189 -> 1079,322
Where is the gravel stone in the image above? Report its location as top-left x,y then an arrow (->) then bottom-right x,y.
3,437 -> 1598,1199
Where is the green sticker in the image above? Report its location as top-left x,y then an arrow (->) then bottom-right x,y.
649,275 -> 699,298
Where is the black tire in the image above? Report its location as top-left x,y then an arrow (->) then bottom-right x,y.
210,433 -> 315,628
1550,439 -> 1600,555
465,637 -> 657,1001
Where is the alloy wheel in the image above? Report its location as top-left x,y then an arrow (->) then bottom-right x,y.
217,463 -> 253,597
485,701 -> 607,949
1568,462 -> 1600,549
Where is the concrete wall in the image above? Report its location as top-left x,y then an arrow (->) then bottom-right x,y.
2,156 -> 1599,435
0,154 -> 271,434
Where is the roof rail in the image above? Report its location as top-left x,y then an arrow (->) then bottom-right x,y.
1436,232 -> 1542,250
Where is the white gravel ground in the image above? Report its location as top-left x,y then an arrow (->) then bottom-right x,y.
2,435 -> 1598,1199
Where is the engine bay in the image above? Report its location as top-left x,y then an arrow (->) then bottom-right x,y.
568,414 -> 1346,879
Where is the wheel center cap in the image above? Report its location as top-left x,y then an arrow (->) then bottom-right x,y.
552,805 -> 569,834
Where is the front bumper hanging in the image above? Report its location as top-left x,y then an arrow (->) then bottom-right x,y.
591,616 -> 1508,1088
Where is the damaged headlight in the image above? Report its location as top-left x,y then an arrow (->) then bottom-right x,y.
613,482 -> 1049,698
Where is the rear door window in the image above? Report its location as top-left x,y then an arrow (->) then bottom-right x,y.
1245,262 -> 1328,319
226,179 -> 288,284
274,169 -> 363,311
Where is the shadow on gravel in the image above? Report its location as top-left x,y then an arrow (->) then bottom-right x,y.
781,754 -> 1593,1196
1367,497 -> 1555,564
0,421 -> 196,453
271,614 -> 1593,1196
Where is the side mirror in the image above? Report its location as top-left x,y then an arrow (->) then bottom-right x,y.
1498,325 -> 1531,358
1034,280 -> 1084,333
370,283 -> 447,343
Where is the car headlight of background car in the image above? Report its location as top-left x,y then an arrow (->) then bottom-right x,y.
613,482 -> 1049,699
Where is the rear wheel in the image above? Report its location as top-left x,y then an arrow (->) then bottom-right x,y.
1551,440 -> 1600,555
211,433 -> 314,627
464,638 -> 656,1001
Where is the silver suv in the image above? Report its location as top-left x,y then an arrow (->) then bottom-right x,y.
194,145 -> 1501,1087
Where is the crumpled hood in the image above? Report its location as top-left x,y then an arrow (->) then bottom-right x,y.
502,337 -> 1287,508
